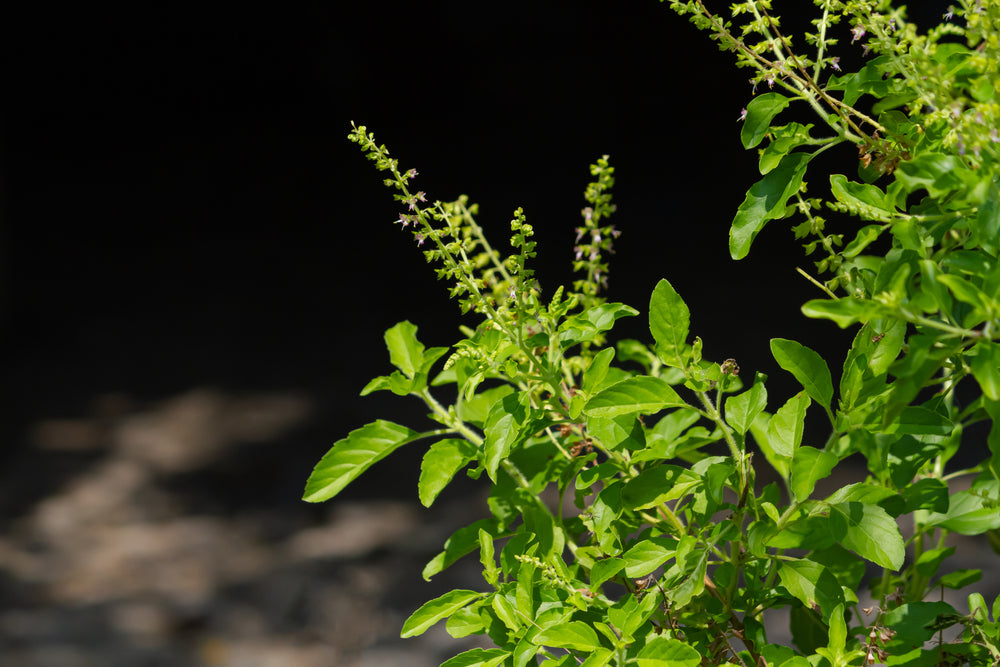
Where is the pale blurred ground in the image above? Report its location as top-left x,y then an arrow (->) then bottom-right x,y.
0,387 -> 996,665
0,388 -> 490,666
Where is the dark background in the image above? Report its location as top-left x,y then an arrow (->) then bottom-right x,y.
1,2 -> 970,665
4,1 -> 863,486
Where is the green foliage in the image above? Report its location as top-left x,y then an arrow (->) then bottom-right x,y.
310,2 -> 1000,665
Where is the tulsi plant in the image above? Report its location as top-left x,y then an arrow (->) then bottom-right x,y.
306,1 -> 1000,664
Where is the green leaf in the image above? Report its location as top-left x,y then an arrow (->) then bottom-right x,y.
419,438 -> 478,507
882,602 -> 959,649
730,151 -> 811,260
725,372 -> 768,435
830,502 -> 905,570
303,420 -> 421,503
759,122 -> 814,174
534,621 -> 603,651
842,224 -> 887,258
970,340 -> 1000,401
400,589 -> 485,638
649,279 -> 690,368
936,569 -> 982,590
829,174 -> 894,221
895,152 -> 971,200
779,559 -> 846,621
385,320 -> 425,378
446,605 -> 489,639
579,649 -> 614,667
767,392 -> 810,459
791,446 -> 838,501
636,636 -> 701,667
915,547 -> 955,577
801,297 -> 891,327
589,557 -> 625,592
609,592 -> 661,639
741,92 -> 791,149
559,303 -> 639,347
583,347 -> 617,393
424,518 -> 498,580
584,376 -> 687,418
440,648 -> 510,667
491,594 -> 519,631
669,547 -> 708,608
621,465 -> 701,510
623,536 -> 678,578
484,392 -> 529,482
478,528 -> 499,587
937,273 -> 997,317
923,489 -> 1000,535
771,338 -> 834,411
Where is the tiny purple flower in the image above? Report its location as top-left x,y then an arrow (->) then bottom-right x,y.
575,227 -> 585,242
415,191 -> 426,202
830,57 -> 841,72
944,7 -> 954,20
610,227 -> 621,238
575,247 -> 583,261
750,78 -> 758,94
862,43 -> 871,56
396,214 -> 411,227
766,73 -> 776,88
415,233 -> 425,246
583,207 -> 593,221
738,107 -> 748,122
406,168 -> 419,180
990,129 -> 999,143
851,24 -> 866,43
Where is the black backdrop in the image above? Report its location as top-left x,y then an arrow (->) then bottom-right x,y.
5,2 -> 950,509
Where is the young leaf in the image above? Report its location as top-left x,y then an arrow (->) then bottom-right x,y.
479,528 -> 499,587
741,92 -> 791,149
400,589 -> 486,638
770,338 -> 834,413
767,392 -> 810,459
424,518 -> 499,580
483,393 -> 529,482
384,320 -> 425,378
623,537 -> 678,578
303,420 -> 421,503
584,376 -> 686,418
801,297 -> 891,328
778,559 -> 846,621
649,278 -> 690,368
534,621 -> 603,651
730,151 -> 811,260
635,636 -> 701,667
440,648 -> 510,667
830,502 -> 905,570
791,446 -> 838,501
970,340 -> 1000,402
419,438 -> 478,507
829,174 -> 895,221
583,347 -> 617,393
724,372 -> 768,435
559,303 -> 639,348
881,602 -> 958,649
923,489 -> 1000,535
589,557 -> 625,592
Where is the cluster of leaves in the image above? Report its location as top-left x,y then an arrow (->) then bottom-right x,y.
307,2 -> 1000,665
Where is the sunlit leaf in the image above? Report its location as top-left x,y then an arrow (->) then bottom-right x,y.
303,420 -> 421,503
401,589 -> 485,638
